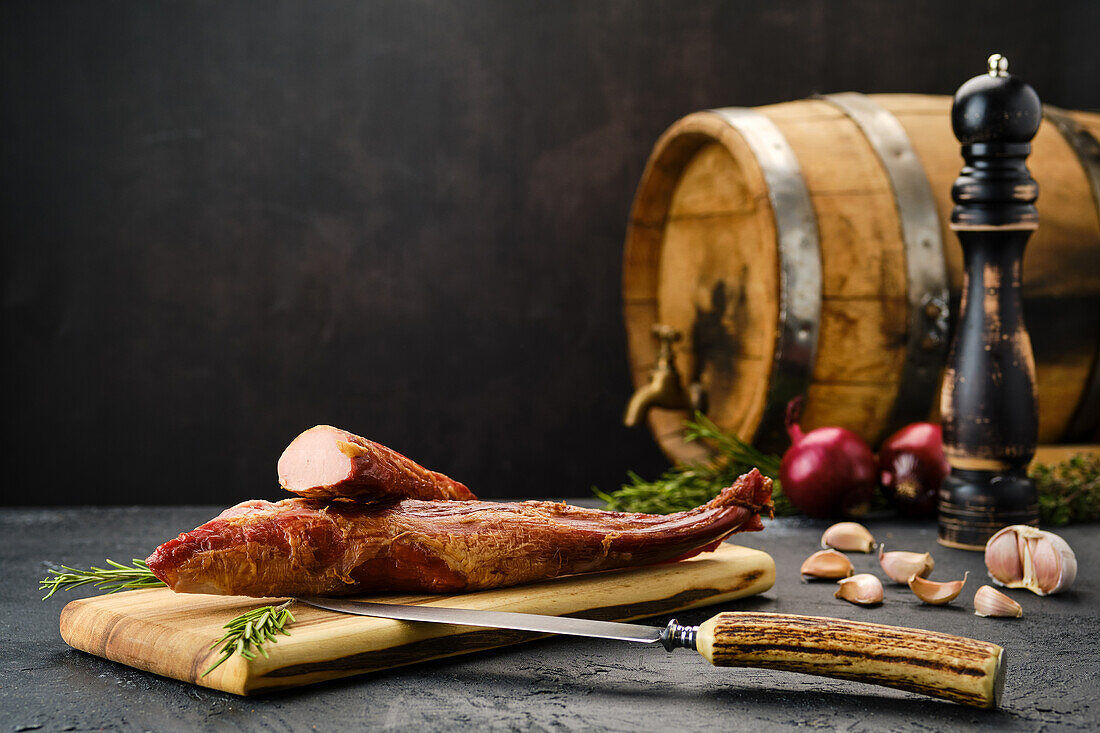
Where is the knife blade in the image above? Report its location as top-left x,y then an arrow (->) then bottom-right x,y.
299,597 -> 665,645
296,597 -> 1006,709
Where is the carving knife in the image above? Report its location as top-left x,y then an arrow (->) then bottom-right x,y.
298,597 -> 1004,708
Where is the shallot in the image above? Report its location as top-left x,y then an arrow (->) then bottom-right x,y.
779,398 -> 876,518
877,422 -> 949,518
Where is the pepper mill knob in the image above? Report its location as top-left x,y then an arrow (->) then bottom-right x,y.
938,55 -> 1042,550
948,55 -> 1041,232
952,54 -> 1042,146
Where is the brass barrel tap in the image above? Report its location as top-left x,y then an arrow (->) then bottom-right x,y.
623,325 -> 692,427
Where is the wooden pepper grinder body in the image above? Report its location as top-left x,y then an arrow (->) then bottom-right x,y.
938,55 -> 1042,550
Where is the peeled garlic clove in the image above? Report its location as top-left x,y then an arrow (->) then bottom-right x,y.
800,549 -> 854,580
984,525 -> 1077,596
909,571 -> 968,605
821,522 -> 875,552
835,573 -> 883,606
878,544 -> 935,584
973,585 -> 1022,618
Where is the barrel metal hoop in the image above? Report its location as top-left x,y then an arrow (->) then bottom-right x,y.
708,108 -> 822,448
1043,106 -> 1100,440
819,93 -> 950,439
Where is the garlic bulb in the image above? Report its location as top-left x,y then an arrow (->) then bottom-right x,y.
835,574 -> 883,605
985,525 -> 1077,596
909,572 -> 968,605
878,544 -> 935,584
821,522 -> 876,552
800,549 -> 854,580
973,585 -> 1023,618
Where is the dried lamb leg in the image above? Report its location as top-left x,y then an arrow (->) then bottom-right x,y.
147,469 -> 774,597
278,425 -> 475,502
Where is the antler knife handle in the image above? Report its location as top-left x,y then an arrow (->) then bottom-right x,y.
696,612 -> 1004,709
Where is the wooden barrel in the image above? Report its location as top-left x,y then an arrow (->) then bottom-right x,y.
623,94 -> 1100,463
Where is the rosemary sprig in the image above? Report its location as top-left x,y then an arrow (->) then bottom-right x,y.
202,600 -> 296,677
39,558 -> 299,672
683,412 -> 783,477
39,558 -> 166,600
596,412 -> 795,516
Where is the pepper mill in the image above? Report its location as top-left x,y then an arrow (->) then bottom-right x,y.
938,54 -> 1042,550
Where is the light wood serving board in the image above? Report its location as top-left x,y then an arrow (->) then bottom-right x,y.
59,543 -> 774,695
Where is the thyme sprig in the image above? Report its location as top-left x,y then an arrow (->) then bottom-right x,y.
596,412 -> 795,516
203,601 -> 296,676
1032,452 -> 1100,526
39,558 -> 166,600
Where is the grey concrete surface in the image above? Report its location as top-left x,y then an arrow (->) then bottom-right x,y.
1,506 -> 1096,731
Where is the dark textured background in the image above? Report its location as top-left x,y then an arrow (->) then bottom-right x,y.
2,1 -> 1098,505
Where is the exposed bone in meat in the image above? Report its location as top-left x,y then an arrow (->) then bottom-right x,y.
278,425 -> 475,502
147,469 -> 773,597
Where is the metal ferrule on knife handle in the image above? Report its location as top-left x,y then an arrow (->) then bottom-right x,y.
694,612 -> 1005,709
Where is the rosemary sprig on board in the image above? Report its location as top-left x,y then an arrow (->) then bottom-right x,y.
596,412 -> 795,516
39,558 -> 299,671
39,558 -> 166,600
202,601 -> 296,676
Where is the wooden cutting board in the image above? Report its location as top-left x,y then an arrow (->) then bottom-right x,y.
59,543 -> 774,695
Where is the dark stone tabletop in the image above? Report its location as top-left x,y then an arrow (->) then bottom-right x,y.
1,506 -> 1096,731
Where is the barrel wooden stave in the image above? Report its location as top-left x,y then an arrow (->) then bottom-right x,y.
757,100 -> 912,438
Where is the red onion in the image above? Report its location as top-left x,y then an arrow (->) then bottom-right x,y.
779,398 -> 876,518
877,422 -> 948,518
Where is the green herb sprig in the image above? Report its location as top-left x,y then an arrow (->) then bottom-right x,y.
39,558 -> 298,672
203,600 -> 296,676
39,558 -> 166,600
595,412 -> 795,515
1032,453 -> 1100,526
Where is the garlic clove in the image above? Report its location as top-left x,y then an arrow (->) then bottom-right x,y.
1030,537 -> 1060,594
835,574 -> 883,606
821,522 -> 876,552
800,549 -> 854,580
878,544 -> 935,584
909,571 -> 968,605
1028,531 -> 1077,596
984,525 -> 1077,596
985,526 -> 1024,585
973,585 -> 1022,618
1048,532 -> 1077,594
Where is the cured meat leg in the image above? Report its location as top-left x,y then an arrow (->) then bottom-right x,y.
147,469 -> 773,597
278,425 -> 475,502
